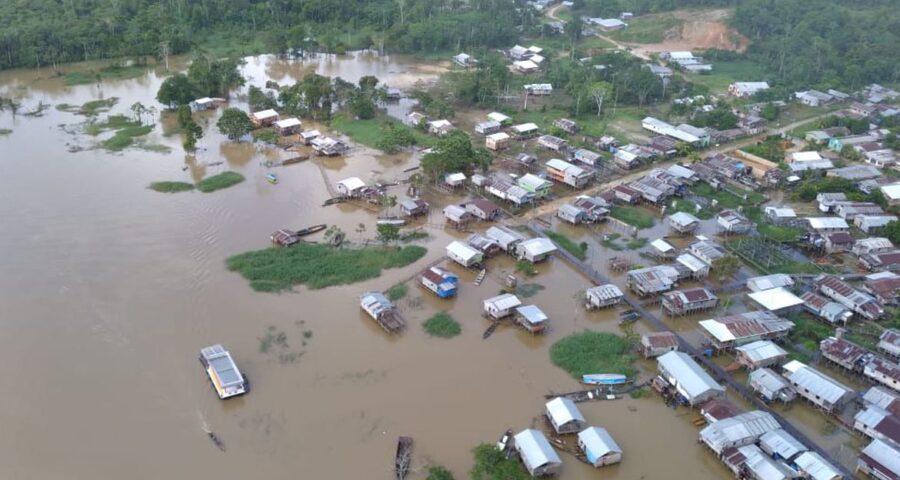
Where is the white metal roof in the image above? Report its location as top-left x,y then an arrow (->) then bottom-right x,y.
793,451 -> 841,480
517,305 -> 548,325
274,117 -> 302,129
759,429 -> 807,461
736,340 -> 787,363
578,427 -> 622,457
337,177 -> 366,191
514,429 -> 561,471
747,274 -> 795,292
446,240 -> 481,262
748,287 -> 804,311
699,411 -> 780,453
651,238 -> 675,253
782,360 -> 854,405
520,237 -> 557,256
657,351 -> 724,401
546,397 -> 585,426
484,293 -> 521,310
252,109 -> 279,119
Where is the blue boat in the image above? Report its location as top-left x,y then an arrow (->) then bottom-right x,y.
581,374 -> 628,385
265,173 -> 278,184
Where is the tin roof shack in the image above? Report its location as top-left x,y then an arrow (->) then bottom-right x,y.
573,196 -> 609,222
662,288 -> 719,316
467,233 -> 501,257
863,357 -> 900,393
516,305 -> 549,333
657,351 -> 725,406
485,132 -> 510,151
545,397 -> 587,434
399,199 -> 429,217
517,173 -> 553,198
815,274 -> 884,320
736,341 -> 788,369
717,210 -> 752,234
336,177 -> 367,198
427,119 -> 454,136
860,250 -> 900,272
698,311 -> 795,351
802,291 -> 854,324
483,293 -> 522,319
546,158 -> 593,189
782,360 -> 855,413
443,204 -> 473,227
514,429 -> 562,477
571,148 -> 602,167
250,108 -> 279,127
627,265 -> 680,296
419,267 -> 459,298
879,330 -> 900,359
854,406 -> 900,446
447,241 -> 484,268
699,410 -> 780,455
863,386 -> 900,414
360,291 -> 404,333
553,118 -> 578,134
749,368 -> 796,403
585,284 -> 625,309
858,438 -> 900,480
199,344 -> 248,399
668,211 -> 701,234
747,287 -> 805,314
516,237 -> 557,263
485,225 -> 526,253
821,336 -> 874,372
557,204 -> 587,225
641,331 -> 679,358
747,274 -> 795,292
274,117 -> 302,135
475,120 -> 501,135
465,199 -> 501,221
537,135 -> 568,153
578,427 -> 622,468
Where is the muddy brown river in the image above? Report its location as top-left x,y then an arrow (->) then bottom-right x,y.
0,53 -> 854,479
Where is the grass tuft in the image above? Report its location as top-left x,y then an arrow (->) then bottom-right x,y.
423,312 -> 461,338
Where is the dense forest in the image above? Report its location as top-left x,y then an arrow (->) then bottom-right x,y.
0,0 -> 530,70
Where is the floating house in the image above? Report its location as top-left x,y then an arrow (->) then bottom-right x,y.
662,288 -> 718,316
516,305 -> 549,333
485,225 -> 525,252
546,158 -> 592,188
626,265 -> 680,296
545,397 -> 587,434
419,267 -> 458,298
465,198 -> 502,221
250,109 -> 279,127
698,410 -> 780,455
336,177 -> 367,198
641,331 -> 679,358
199,344 -> 248,399
668,211 -> 701,234
585,284 -> 624,309
483,293 -> 522,319
399,198 -> 429,217
782,360 -> 855,412
578,427 -> 622,468
516,238 -> 557,263
698,311 -> 794,351
735,340 -> 789,369
446,241 -> 483,268
360,291 -> 404,333
657,351 -> 725,406
514,429 -> 562,477
274,117 -> 302,135
749,368 -> 796,403
485,132 -> 510,151
557,204 -> 587,224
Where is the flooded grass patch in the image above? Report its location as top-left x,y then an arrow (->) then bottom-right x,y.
226,243 -> 427,292
610,206 -> 655,229
544,229 -> 588,260
149,181 -> 195,193
423,313 -> 461,338
550,331 -> 636,378
196,172 -> 245,193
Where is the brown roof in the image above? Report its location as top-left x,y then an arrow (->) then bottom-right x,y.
644,331 -> 678,349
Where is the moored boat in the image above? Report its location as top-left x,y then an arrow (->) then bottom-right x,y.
581,373 -> 628,385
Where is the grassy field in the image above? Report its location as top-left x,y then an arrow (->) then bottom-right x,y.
63,64 -> 151,86
226,244 -> 427,292
610,16 -> 684,44
550,331 -> 636,378
423,313 -> 461,338
689,60 -> 768,93
610,206 -> 655,229
544,229 -> 588,260
149,181 -> 194,193
196,172 -> 245,193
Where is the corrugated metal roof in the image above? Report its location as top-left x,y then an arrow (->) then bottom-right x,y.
657,351 -> 724,401
546,397 -> 585,426
514,429 -> 561,470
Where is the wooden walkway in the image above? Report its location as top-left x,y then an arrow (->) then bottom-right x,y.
525,221 -> 853,478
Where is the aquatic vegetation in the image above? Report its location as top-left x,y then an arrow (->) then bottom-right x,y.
196,172 -> 245,193
149,181 -> 195,193
550,331 -> 636,379
226,243 -> 427,292
423,313 -> 461,338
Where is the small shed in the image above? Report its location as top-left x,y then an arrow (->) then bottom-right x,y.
514,429 -> 562,477
485,132 -> 510,151
516,237 -> 557,263
465,198 -> 501,221
250,109 -> 279,127
516,304 -> 549,333
641,331 -> 679,358
585,284 -> 624,309
483,293 -> 522,319
578,427 -> 622,468
399,199 -> 429,217
447,241 -> 483,268
545,397 -> 587,434
557,204 -> 587,224
274,117 -> 302,135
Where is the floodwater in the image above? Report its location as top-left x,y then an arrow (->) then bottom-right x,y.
0,53 -> 821,480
